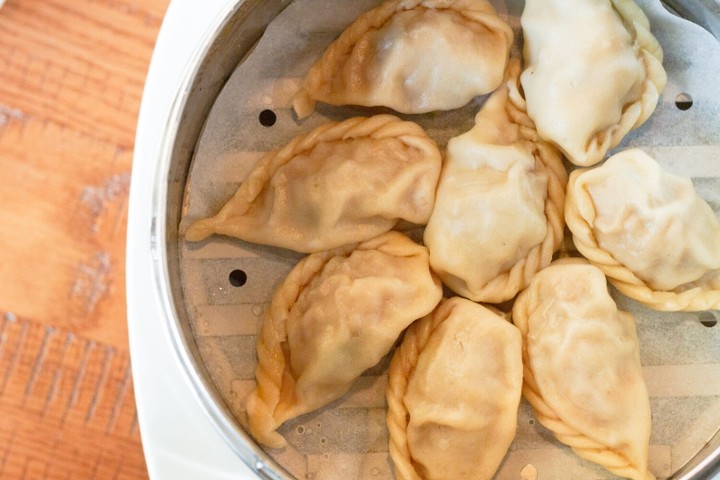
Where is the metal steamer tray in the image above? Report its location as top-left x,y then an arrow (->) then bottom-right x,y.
151,1 -> 720,479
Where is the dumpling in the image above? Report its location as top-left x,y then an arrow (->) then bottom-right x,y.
386,297 -> 522,480
423,59 -> 567,303
512,259 -> 653,480
184,115 -> 441,253
246,231 -> 442,448
292,0 -> 513,118
566,148 -> 720,311
521,0 -> 667,166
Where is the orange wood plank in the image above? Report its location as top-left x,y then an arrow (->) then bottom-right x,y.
0,0 -> 165,148
0,316 -> 145,479
0,0 -> 171,478
0,118 -> 133,346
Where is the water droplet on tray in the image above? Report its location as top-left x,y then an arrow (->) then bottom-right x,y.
520,464 -> 538,480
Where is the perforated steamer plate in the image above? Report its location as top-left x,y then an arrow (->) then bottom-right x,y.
151,0 -> 720,478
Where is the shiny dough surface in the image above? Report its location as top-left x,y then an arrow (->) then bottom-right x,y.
185,115 -> 441,253
390,297 -> 522,480
513,259 -> 653,480
246,232 -> 442,448
292,0 -> 513,118
423,60 -> 565,303
521,0 -> 666,166
565,149 -> 720,313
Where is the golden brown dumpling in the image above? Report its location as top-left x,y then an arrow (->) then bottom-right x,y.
566,148 -> 720,311
292,0 -> 513,118
185,115 -> 441,253
386,297 -> 522,480
423,60 -> 566,303
521,0 -> 666,166
246,232 -> 442,448
513,259 -> 653,480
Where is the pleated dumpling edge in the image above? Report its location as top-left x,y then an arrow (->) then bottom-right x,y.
247,231 -> 443,448
292,0 -> 514,118
565,148 -> 720,312
512,258 -> 654,480
387,297 -> 522,480
423,59 -> 567,304
521,0 -> 667,167
184,114 -> 442,253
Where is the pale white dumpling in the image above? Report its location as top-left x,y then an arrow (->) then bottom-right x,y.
185,115 -> 441,253
246,232 -> 442,448
423,60 -> 566,303
566,148 -> 720,311
292,0 -> 513,118
513,259 -> 653,480
387,297 -> 522,480
521,0 -> 666,166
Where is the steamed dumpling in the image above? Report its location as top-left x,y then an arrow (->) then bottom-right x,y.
513,259 -> 653,480
246,232 -> 442,448
185,115 -> 441,253
292,0 -> 513,118
566,148 -> 720,311
423,60 -> 566,303
521,0 -> 666,166
386,297 -> 522,480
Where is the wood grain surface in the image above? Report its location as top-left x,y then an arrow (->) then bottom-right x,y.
0,0 -> 170,478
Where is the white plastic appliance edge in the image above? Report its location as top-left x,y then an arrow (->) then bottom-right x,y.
127,0 -> 255,478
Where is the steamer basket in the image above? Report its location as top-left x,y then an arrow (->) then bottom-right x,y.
150,1 -> 720,478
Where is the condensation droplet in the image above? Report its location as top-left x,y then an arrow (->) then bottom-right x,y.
320,437 -> 327,444
316,422 -> 322,428
252,304 -> 264,317
520,464 -> 538,480
230,391 -> 237,398
296,425 -> 305,434
371,468 -> 380,476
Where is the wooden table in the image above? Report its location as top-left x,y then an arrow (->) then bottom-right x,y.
0,0 -> 170,477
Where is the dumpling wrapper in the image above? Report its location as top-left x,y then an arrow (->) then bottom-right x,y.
521,0 -> 666,166
386,297 -> 522,480
246,231 -> 442,448
292,0 -> 513,118
423,59 -> 566,303
184,115 -> 441,253
513,259 -> 654,480
566,148 -> 720,311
